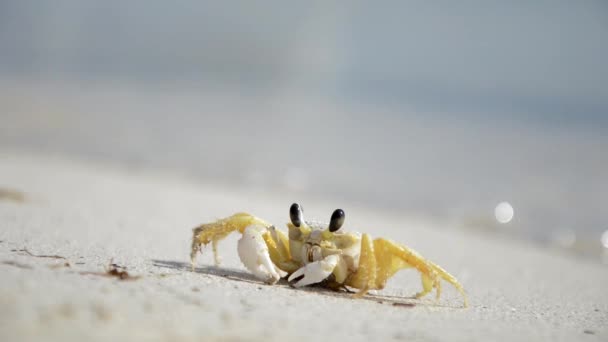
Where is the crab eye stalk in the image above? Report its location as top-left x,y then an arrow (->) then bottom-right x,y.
289,203 -> 304,227
329,209 -> 345,232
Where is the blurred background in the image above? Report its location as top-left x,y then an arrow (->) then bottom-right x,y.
1,1 -> 607,259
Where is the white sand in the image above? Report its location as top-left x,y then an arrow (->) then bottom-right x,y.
1,151 -> 607,341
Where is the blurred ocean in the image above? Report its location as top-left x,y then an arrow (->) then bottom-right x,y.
1,2 -> 607,259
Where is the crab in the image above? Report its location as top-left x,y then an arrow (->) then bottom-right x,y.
190,203 -> 468,307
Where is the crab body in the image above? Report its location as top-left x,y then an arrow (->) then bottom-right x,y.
190,203 -> 468,307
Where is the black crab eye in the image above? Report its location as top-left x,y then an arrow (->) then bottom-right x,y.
289,203 -> 303,227
329,208 -> 345,232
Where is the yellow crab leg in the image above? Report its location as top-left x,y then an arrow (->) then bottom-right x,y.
348,233 -> 376,297
372,238 -> 413,284
348,234 -> 415,296
374,238 -> 468,307
191,213 -> 270,267
261,227 -> 300,273
190,213 -> 299,273
347,234 -> 468,307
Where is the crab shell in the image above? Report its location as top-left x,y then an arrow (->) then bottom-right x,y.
285,221 -> 361,285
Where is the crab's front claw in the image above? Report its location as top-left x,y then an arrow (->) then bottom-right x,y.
288,255 -> 340,287
238,225 -> 286,284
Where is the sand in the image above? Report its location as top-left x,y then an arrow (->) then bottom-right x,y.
1,151 -> 607,341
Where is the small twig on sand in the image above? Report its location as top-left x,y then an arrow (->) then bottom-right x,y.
14,248 -> 68,260
2,260 -> 33,269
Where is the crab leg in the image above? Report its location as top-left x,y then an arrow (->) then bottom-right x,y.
348,234 -> 468,307
190,213 -> 299,274
191,213 -> 271,266
378,238 -> 467,306
262,227 -> 301,273
347,234 -> 377,294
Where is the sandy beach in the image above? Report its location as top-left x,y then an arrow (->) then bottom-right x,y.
2,3 -> 607,341
1,151 -> 606,341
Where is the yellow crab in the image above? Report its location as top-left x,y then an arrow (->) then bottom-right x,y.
190,203 -> 468,307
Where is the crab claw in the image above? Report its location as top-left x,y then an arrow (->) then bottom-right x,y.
238,225 -> 286,284
288,254 -> 340,287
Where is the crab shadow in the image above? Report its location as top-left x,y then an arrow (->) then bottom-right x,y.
152,259 -> 456,308
152,259 -> 263,285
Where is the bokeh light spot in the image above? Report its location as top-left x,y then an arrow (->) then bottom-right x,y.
495,201 -> 514,224
601,230 -> 608,249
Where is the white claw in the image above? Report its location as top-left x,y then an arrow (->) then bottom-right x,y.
238,225 -> 285,284
288,254 -> 340,287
